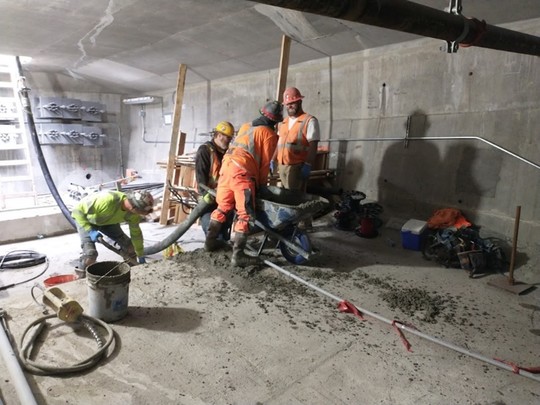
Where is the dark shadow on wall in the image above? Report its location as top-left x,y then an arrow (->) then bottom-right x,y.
451,143 -> 498,223
449,143 -> 528,268
342,157 -> 364,187
334,139 -> 349,187
378,112 -> 486,221
377,110 -> 441,218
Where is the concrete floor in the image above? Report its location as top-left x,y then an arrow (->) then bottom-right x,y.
1,219 -> 540,404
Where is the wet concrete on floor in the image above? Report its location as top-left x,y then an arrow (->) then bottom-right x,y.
1,216 -> 540,404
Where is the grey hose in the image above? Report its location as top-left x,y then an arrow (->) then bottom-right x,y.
143,199 -> 211,255
19,314 -> 115,375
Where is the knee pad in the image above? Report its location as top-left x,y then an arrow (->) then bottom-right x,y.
80,242 -> 97,269
82,242 -> 98,260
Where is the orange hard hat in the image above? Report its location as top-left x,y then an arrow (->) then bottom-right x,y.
283,87 -> 304,104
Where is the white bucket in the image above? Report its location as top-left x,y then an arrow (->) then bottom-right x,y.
86,261 -> 131,322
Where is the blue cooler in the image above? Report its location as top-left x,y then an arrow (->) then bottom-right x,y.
401,219 -> 428,251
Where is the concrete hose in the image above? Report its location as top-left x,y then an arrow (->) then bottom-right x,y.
143,199 -> 211,256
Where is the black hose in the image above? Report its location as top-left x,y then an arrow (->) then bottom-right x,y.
0,251 -> 47,269
0,251 -> 50,291
15,56 -> 76,229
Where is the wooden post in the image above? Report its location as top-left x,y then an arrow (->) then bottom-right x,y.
508,205 -> 521,285
269,35 -> 292,187
276,35 -> 291,102
159,64 -> 187,225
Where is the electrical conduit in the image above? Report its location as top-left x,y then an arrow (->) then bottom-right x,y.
252,250 -> 540,383
0,310 -> 38,405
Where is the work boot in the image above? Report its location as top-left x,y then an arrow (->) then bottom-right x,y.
231,232 -> 260,267
204,220 -> 225,252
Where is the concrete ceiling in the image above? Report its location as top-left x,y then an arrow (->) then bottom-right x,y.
2,0 -> 539,93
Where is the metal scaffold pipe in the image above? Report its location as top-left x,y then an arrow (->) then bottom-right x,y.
252,0 -> 540,56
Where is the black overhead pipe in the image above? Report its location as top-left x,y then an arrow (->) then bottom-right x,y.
252,0 -> 540,57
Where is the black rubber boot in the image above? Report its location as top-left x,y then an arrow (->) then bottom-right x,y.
204,220 -> 225,252
231,232 -> 259,267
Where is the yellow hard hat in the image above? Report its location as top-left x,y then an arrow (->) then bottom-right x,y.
214,121 -> 234,137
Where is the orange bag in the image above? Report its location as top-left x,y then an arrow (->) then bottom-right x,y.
427,208 -> 471,229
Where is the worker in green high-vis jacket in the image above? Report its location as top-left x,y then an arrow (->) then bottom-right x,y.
71,189 -> 154,271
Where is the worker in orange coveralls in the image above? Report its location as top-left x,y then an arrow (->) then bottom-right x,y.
204,100 -> 283,267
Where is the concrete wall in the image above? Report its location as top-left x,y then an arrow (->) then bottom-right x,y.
0,206 -> 74,244
123,70 -> 282,183
12,19 -> 536,255
24,72 -> 129,200
124,19 -> 539,253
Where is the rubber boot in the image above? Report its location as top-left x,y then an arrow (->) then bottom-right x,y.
231,232 -> 259,267
204,220 -> 225,252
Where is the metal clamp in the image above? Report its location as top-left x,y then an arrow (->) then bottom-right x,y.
46,130 -> 60,138
43,102 -> 61,113
61,104 -> 81,113
65,130 -> 80,138
443,0 -> 463,53
83,106 -> 103,115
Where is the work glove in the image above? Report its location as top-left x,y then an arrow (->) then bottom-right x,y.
203,192 -> 215,204
88,229 -> 100,242
269,160 -> 276,174
137,257 -> 146,264
300,162 -> 312,179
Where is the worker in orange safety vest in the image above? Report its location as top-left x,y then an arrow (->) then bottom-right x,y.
272,87 -> 320,230
273,87 -> 320,191
204,100 -> 283,267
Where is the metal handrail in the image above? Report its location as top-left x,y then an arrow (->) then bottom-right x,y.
321,135 -> 540,171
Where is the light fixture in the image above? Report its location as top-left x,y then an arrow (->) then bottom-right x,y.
122,96 -> 161,105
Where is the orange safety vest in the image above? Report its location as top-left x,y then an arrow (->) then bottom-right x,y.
276,113 -> 313,165
224,122 -> 277,186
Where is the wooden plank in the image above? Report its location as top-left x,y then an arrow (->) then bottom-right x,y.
275,35 -> 291,102
269,35 -> 292,187
159,131 -> 186,224
159,64 -> 188,225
